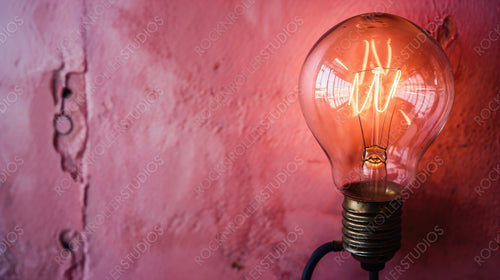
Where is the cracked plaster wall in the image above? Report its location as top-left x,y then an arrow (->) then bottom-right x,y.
0,0 -> 498,279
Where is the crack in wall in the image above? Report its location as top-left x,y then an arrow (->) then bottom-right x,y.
51,0 -> 91,279
59,230 -> 86,280
52,70 -> 89,280
80,1 -> 90,280
53,72 -> 88,181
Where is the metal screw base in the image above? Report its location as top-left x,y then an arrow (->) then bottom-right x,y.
341,196 -> 402,265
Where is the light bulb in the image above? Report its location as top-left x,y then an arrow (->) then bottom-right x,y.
298,13 -> 454,273
299,13 -> 454,201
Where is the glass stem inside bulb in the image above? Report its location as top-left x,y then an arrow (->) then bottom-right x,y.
362,145 -> 387,196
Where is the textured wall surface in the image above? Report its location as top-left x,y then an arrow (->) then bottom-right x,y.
0,0 -> 499,279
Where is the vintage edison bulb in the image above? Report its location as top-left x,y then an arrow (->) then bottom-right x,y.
299,13 -> 454,202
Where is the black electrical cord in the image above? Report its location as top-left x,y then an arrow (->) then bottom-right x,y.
369,270 -> 379,280
302,242 -> 385,280
362,262 -> 384,280
301,241 -> 344,280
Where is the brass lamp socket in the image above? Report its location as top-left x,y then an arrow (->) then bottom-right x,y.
341,195 -> 403,269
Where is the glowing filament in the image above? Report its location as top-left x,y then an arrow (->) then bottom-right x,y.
348,68 -> 402,114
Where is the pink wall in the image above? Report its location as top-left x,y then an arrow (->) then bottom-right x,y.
0,0 -> 498,279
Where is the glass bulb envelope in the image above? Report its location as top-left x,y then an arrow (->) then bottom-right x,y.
299,13 -> 454,202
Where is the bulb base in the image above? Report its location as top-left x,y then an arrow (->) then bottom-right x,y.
341,195 -> 402,266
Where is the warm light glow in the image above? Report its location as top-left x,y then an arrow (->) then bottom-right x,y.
299,13 -> 454,201
348,67 -> 402,114
371,39 -> 383,69
360,40 -> 370,84
347,37 -> 401,114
